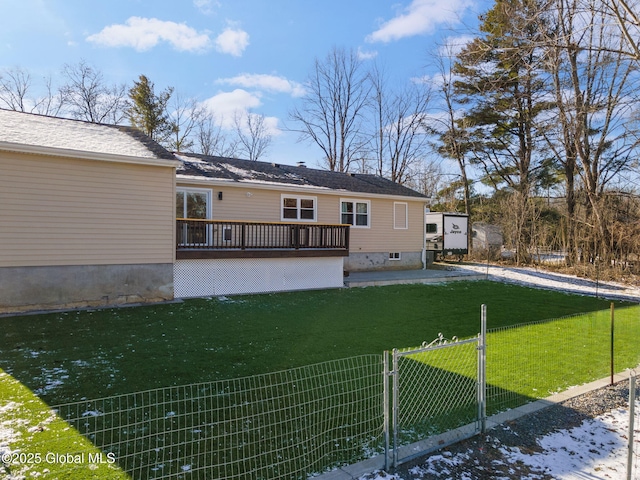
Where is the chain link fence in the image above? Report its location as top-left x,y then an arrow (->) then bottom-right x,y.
388,335 -> 481,467
22,305 -> 637,478
487,306 -> 640,415
51,355 -> 384,479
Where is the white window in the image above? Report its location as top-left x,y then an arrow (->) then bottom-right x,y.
389,252 -> 401,260
394,202 -> 408,229
176,188 -> 212,246
176,188 -> 211,219
281,195 -> 317,221
341,199 -> 370,228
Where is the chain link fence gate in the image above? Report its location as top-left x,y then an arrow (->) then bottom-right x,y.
385,305 -> 487,469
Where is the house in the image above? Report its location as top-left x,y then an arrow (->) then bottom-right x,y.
174,153 -> 429,297
0,109 -> 179,314
0,110 -> 429,314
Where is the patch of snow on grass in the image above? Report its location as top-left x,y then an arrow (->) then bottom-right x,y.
81,410 -> 102,417
34,367 -> 69,395
0,401 -> 22,455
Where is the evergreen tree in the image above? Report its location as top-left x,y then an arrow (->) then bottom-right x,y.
453,0 -> 555,263
127,75 -> 173,143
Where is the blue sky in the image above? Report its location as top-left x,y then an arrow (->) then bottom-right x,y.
0,0 -> 490,165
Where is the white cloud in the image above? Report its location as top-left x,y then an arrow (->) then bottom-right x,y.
215,27 -> 249,56
217,74 -> 306,97
201,89 -> 262,128
193,0 -> 220,15
87,17 -> 211,52
201,89 -> 281,135
366,0 -> 473,43
357,47 -> 378,60
438,35 -> 474,56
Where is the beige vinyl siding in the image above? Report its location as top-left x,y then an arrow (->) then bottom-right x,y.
0,152 -> 176,267
177,183 -> 343,225
214,187 -> 284,223
347,198 -> 424,252
177,181 -> 425,252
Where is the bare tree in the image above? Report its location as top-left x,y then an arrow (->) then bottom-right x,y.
603,0 -> 640,60
0,66 -> 64,116
543,0 -> 640,264
428,46 -> 474,216
195,113 -> 239,157
368,64 -> 432,185
289,46 -> 371,172
0,67 -> 31,112
168,93 -> 205,152
405,158 -> 445,199
35,75 -> 65,116
60,60 -> 127,124
233,111 -> 272,161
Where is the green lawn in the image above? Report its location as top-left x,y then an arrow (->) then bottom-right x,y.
0,370 -> 129,479
1,280 -> 638,479
0,280 -> 634,405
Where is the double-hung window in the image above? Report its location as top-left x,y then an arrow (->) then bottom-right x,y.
281,195 -> 317,221
341,199 -> 370,228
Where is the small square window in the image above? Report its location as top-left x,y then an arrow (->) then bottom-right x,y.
341,200 -> 370,227
389,252 -> 401,260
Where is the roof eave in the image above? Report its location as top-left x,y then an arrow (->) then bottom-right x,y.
0,141 -> 180,168
176,174 -> 428,202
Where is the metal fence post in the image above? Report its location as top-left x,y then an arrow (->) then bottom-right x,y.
478,304 -> 487,433
611,302 -> 615,385
627,371 -> 636,480
383,351 -> 390,472
392,348 -> 399,470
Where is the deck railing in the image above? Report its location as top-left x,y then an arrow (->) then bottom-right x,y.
176,219 -> 349,252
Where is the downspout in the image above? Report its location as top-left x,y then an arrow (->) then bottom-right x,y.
423,202 -> 429,269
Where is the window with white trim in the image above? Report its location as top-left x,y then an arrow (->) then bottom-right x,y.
394,202 -> 408,229
176,187 -> 211,219
176,187 -> 212,246
281,195 -> 317,221
341,199 -> 370,228
389,252 -> 401,260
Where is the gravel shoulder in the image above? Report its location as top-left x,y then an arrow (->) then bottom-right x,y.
379,376 -> 635,479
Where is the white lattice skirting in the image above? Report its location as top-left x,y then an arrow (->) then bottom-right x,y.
174,257 -> 344,298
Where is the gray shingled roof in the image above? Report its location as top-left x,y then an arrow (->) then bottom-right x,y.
0,110 -> 427,199
0,109 -> 174,160
176,153 -> 428,199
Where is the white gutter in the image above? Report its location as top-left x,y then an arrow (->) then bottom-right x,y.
176,174 -> 429,203
0,141 -> 181,168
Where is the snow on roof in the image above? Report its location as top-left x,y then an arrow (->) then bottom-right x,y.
176,152 -> 429,199
219,163 -> 304,182
0,109 -> 166,159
